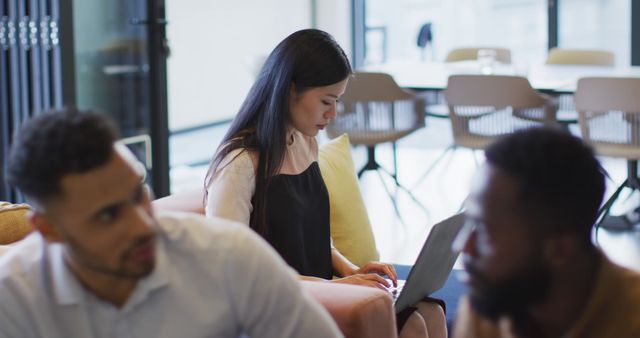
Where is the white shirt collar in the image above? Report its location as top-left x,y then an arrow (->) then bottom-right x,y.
49,237 -> 170,307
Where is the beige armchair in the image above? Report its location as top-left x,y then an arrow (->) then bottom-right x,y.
412,75 -> 557,189
326,71 -> 427,218
153,189 -> 398,338
575,77 -> 640,231
445,75 -> 558,148
546,48 -> 616,123
444,47 -> 511,64
0,202 -> 32,244
546,48 -> 615,66
0,194 -> 398,338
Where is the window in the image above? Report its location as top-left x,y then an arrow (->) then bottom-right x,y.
559,0 -> 631,66
364,0 -> 547,66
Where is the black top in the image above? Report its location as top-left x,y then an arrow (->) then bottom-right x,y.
254,162 -> 332,279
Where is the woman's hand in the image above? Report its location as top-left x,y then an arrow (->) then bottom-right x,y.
353,262 -> 398,287
331,273 -> 391,290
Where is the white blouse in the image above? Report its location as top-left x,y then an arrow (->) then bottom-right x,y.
205,129 -> 318,225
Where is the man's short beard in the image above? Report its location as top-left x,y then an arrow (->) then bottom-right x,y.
63,229 -> 156,280
465,256 -> 551,322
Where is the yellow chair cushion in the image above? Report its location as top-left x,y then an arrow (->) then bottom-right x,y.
0,202 -> 33,245
319,134 -> 379,267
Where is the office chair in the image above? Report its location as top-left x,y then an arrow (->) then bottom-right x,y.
327,72 -> 427,218
413,75 -> 557,189
575,77 -> 640,232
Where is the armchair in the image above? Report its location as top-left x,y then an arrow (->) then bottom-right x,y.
152,189 -> 398,338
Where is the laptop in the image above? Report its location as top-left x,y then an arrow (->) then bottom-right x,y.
390,213 -> 466,313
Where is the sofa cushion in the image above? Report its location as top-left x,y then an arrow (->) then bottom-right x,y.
152,188 -> 205,215
319,134 -> 380,267
0,202 -> 33,245
302,281 -> 396,338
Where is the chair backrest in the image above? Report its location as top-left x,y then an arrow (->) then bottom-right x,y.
0,202 -> 33,245
444,75 -> 552,149
575,77 -> 640,158
445,75 -> 545,108
575,77 -> 640,112
327,72 -> 424,145
341,72 -> 414,103
546,48 -> 615,66
445,47 -> 511,64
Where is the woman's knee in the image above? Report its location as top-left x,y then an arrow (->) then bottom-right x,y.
416,302 -> 446,322
415,302 -> 446,338
398,312 -> 429,338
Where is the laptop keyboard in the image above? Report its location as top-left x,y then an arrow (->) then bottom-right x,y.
386,279 -> 406,301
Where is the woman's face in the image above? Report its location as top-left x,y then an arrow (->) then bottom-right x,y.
289,78 -> 349,137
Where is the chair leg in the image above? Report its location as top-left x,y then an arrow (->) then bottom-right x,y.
411,144 -> 456,190
595,160 -> 640,234
356,144 -> 429,220
472,150 -> 480,167
357,146 -> 380,178
378,165 -> 429,215
457,194 -> 469,214
595,178 -> 629,233
357,165 -> 367,179
627,160 -> 640,190
375,169 -> 405,224
392,141 -> 399,185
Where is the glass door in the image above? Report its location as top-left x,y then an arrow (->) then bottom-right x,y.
64,0 -> 170,196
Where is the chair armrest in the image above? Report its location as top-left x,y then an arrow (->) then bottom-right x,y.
0,202 -> 33,245
302,281 -> 397,338
152,188 -> 205,215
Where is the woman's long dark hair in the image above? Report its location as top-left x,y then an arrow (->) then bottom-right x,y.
204,29 -> 352,236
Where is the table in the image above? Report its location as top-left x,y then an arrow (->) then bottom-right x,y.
361,60 -> 640,94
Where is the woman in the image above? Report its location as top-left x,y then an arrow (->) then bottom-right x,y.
204,29 -> 446,338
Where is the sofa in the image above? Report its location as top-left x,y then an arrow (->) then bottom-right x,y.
0,202 -> 33,244
152,189 -> 398,338
0,135 -> 401,337
0,195 -> 398,338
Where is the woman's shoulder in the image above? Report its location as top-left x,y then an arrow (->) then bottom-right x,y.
218,147 -> 258,173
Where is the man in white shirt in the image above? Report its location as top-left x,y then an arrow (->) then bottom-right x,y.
1,108 -> 342,338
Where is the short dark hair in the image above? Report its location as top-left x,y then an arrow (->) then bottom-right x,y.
7,107 -> 119,206
485,127 -> 605,244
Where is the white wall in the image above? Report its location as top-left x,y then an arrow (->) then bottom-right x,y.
166,0 -> 312,131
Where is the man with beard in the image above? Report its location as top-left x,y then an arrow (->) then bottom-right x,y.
0,108 -> 342,338
454,128 -> 640,338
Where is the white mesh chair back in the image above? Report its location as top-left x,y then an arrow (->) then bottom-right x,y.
327,72 -> 425,146
445,47 -> 511,64
575,77 -> 640,159
444,75 -> 557,149
546,48 -> 615,66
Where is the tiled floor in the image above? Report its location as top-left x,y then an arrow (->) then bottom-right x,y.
170,117 -> 640,271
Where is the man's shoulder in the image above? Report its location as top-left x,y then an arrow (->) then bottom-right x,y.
453,297 -> 505,338
575,258 -> 640,337
0,233 -> 50,323
154,212 -> 296,295
0,233 -> 46,282
608,261 -> 640,311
